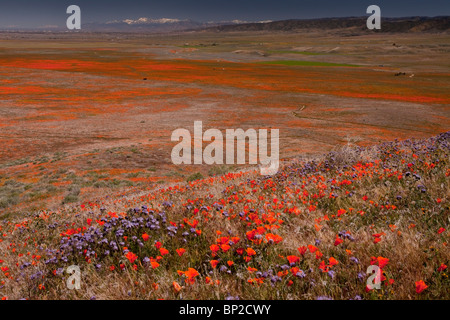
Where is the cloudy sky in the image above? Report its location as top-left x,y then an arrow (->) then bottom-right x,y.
0,0 -> 448,28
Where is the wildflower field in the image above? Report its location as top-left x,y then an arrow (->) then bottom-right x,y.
0,132 -> 448,300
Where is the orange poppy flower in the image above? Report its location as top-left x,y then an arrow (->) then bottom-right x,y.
329,257 -> 339,266
125,252 -> 138,264
315,251 -> 323,260
231,237 -> 241,244
210,244 -> 220,252
247,267 -> 257,273
377,257 -> 389,269
265,233 -> 283,244
210,260 -> 219,269
173,281 -> 182,293
185,268 -> 199,284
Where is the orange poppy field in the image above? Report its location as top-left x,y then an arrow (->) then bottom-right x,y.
0,30 -> 449,300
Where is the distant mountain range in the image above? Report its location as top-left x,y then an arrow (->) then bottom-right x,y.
81,18 -> 237,33
2,16 -> 449,33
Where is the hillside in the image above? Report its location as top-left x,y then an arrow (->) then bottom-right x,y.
0,132 -> 448,300
208,16 -> 450,33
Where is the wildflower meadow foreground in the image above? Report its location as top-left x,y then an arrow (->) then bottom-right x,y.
0,132 -> 448,300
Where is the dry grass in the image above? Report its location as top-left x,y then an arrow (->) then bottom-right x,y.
0,132 -> 448,300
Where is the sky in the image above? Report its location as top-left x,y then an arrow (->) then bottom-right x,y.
0,0 -> 449,28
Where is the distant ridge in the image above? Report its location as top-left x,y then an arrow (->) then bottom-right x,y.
206,16 -> 450,33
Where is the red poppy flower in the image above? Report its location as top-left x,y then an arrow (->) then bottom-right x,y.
297,246 -> 307,255
437,263 -> 447,272
176,248 -> 186,257
287,255 -> 300,264
415,280 -> 428,294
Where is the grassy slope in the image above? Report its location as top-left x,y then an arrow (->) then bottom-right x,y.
0,132 -> 448,300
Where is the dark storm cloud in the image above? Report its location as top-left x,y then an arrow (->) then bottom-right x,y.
0,0 -> 448,28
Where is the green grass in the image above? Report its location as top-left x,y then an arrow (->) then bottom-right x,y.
260,60 -> 359,67
186,172 -> 204,182
268,50 -> 325,56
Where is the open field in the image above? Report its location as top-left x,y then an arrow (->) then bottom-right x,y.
0,29 -> 448,300
0,31 -> 449,215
